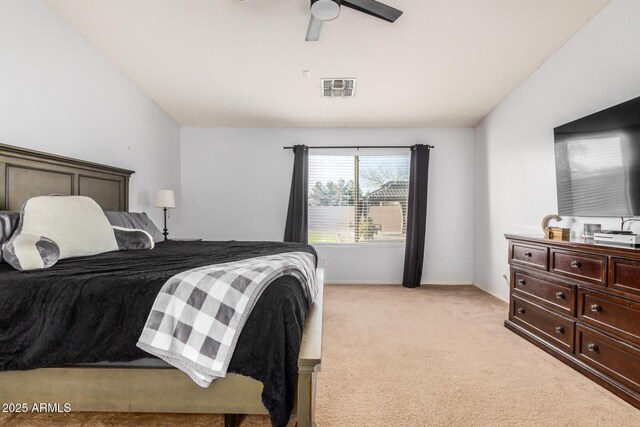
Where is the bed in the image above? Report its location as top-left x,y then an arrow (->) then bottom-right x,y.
0,143 -> 322,427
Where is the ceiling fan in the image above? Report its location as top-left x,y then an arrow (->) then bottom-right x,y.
306,0 -> 403,41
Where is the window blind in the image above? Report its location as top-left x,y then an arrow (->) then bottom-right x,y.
308,154 -> 410,244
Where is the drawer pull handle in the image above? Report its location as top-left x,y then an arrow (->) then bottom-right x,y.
587,343 -> 598,352
555,292 -> 565,299
524,252 -> 533,258
570,260 -> 581,268
590,304 -> 602,312
555,326 -> 564,334
517,307 -> 525,314
518,279 -> 526,286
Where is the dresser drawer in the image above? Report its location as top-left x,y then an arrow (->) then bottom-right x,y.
510,243 -> 548,270
576,326 -> 640,393
513,271 -> 575,315
511,296 -> 574,352
610,258 -> 640,297
551,249 -> 607,285
579,290 -> 640,345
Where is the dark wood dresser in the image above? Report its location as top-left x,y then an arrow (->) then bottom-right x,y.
505,234 -> 640,409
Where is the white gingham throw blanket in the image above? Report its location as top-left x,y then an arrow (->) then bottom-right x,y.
137,251 -> 317,387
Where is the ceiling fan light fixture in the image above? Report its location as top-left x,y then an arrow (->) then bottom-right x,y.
311,0 -> 341,21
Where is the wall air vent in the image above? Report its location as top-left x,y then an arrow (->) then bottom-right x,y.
321,78 -> 356,98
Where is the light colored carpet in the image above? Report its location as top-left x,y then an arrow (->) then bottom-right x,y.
315,285 -> 640,426
2,284 -> 639,426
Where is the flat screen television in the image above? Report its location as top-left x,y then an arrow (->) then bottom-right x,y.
554,96 -> 640,217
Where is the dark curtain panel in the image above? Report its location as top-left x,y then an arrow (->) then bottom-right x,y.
402,144 -> 431,288
284,145 -> 309,244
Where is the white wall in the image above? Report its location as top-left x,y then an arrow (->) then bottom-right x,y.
0,0 -> 181,230
473,0 -> 640,301
180,128 -> 474,284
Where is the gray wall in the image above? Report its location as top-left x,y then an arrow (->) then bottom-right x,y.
180,127 -> 474,284
0,0 -> 181,230
473,0 -> 640,301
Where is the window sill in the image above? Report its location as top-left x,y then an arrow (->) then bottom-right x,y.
311,242 -> 406,249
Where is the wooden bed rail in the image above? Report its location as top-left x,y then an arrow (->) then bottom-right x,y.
296,269 -> 324,427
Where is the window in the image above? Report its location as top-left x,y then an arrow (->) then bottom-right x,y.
308,154 -> 410,244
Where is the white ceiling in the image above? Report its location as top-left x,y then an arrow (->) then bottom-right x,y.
45,0 -> 610,127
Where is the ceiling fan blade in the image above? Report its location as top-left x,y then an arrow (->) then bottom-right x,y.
341,0 -> 403,23
306,15 -> 323,41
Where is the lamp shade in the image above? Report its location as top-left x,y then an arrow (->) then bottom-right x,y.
155,190 -> 175,208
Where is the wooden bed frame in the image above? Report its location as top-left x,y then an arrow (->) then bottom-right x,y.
0,143 -> 323,427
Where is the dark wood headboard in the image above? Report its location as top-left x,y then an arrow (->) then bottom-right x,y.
0,143 -> 134,212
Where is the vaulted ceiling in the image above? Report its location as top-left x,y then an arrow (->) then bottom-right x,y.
46,0 -> 610,127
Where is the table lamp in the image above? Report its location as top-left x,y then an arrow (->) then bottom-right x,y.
155,190 -> 175,241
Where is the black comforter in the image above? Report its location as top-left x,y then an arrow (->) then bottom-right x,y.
0,240 -> 317,427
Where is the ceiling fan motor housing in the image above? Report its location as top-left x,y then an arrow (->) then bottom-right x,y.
306,0 -> 402,41
310,0 -> 341,21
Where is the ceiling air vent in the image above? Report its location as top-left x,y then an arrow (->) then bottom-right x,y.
321,78 -> 356,98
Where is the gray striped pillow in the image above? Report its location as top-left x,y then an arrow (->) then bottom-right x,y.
105,211 -> 163,243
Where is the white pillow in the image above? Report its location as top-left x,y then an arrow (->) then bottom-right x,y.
19,196 -> 118,259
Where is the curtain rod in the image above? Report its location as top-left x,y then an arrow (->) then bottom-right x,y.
283,145 -> 434,150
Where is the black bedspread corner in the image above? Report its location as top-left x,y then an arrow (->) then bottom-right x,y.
0,240 -> 316,427
229,275 -> 307,426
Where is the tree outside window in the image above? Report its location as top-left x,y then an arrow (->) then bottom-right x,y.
308,154 -> 410,244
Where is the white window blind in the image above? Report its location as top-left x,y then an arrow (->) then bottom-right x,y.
308,154 -> 410,244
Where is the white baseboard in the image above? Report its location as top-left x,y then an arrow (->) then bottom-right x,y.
421,281 -> 473,286
473,282 -> 508,302
321,276 -> 510,302
324,280 -> 473,286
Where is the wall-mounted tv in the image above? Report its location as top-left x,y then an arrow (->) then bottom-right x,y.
554,96 -> 640,217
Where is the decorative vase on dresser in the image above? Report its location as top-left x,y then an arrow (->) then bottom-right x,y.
505,234 -> 640,409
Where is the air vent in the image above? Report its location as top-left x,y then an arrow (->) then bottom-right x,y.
321,78 -> 356,98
